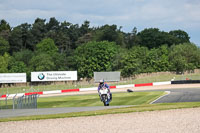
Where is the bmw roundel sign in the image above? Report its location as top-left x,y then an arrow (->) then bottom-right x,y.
38,73 -> 45,80
31,71 -> 77,82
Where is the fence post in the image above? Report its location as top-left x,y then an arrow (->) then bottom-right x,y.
13,94 -> 17,110
0,94 -> 2,110
5,94 -> 8,109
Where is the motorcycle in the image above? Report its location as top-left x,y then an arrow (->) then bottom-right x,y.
99,86 -> 112,106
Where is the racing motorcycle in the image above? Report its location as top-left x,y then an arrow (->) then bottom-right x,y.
99,86 -> 112,106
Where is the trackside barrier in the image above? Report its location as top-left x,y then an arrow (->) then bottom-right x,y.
153,81 -> 171,86
135,83 -> 153,87
116,84 -> 134,89
62,89 -> 79,93
79,87 -> 97,91
1,80 -> 200,99
43,90 -> 61,95
171,80 -> 200,84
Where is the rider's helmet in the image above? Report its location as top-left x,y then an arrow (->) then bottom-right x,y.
99,79 -> 104,87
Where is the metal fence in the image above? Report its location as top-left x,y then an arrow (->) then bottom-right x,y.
0,94 -> 38,110
13,94 -> 38,109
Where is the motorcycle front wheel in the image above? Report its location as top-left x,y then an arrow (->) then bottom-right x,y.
103,102 -> 109,106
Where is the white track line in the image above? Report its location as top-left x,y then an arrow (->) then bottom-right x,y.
150,91 -> 171,104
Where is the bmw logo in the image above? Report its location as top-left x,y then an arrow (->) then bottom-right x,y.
38,73 -> 45,80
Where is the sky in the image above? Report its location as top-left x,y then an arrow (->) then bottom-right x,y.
0,0 -> 200,46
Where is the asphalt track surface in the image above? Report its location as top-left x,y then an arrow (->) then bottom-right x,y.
1,87 -> 200,118
151,88 -> 200,103
0,105 -> 131,118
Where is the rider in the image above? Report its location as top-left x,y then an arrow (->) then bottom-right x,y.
98,79 -> 112,101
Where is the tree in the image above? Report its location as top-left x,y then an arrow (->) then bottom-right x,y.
0,19 -> 11,32
0,37 -> 10,55
137,28 -> 178,49
30,53 -> 55,71
9,26 -> 23,52
155,45 -> 170,71
120,51 -> 141,77
124,27 -> 140,48
12,49 -> 34,66
52,52 -> 69,71
120,46 -> 148,76
94,24 -> 125,46
9,23 -> 34,53
75,33 -> 93,47
20,23 -> 34,50
31,18 -> 47,45
28,38 -> 59,71
169,43 -> 200,73
0,19 -> 11,40
9,61 -> 27,73
145,45 -> 170,72
36,38 -> 58,55
0,53 -> 11,73
169,30 -> 190,44
46,17 -> 60,31
80,20 -> 91,35
74,41 -> 118,78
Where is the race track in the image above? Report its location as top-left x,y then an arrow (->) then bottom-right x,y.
147,88 -> 200,103
1,85 -> 200,118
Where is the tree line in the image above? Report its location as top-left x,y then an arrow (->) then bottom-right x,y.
0,17 -> 200,80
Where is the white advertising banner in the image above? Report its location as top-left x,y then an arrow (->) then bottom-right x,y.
0,73 -> 26,83
31,71 -> 77,82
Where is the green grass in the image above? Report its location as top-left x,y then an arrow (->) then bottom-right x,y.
37,92 -> 164,108
0,91 -> 164,109
1,102 -> 200,122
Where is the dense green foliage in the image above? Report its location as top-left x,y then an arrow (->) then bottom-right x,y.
74,41 -> 119,78
0,18 -> 199,80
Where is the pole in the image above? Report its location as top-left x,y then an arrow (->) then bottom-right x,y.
0,94 -> 2,110
13,94 -> 17,110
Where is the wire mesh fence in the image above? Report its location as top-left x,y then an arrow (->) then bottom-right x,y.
0,94 -> 38,110
14,94 -> 38,109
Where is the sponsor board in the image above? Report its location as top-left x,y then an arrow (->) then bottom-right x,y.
0,73 -> 26,83
31,71 -> 77,82
94,72 -> 120,82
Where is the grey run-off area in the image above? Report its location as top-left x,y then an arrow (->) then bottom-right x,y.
0,105 -> 131,118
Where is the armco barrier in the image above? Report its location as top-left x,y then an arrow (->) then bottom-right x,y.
171,80 -> 200,84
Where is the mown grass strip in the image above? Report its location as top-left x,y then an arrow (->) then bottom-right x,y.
37,92 -> 165,108
0,92 -> 163,109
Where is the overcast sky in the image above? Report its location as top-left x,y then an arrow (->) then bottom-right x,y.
0,0 -> 200,46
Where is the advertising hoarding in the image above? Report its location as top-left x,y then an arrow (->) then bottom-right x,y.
94,72 -> 120,82
0,73 -> 26,83
31,71 -> 77,82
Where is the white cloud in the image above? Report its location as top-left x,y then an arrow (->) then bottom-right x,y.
0,0 -> 200,45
